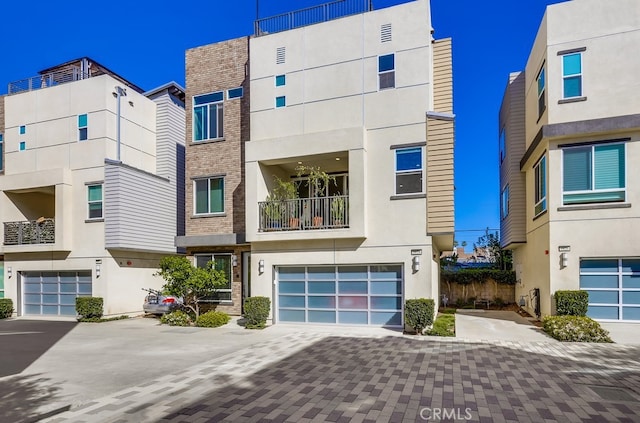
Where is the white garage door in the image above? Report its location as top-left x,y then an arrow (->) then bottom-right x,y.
579,259 -> 640,321
23,271 -> 92,316
277,265 -> 403,326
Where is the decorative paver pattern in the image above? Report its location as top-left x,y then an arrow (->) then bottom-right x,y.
44,331 -> 640,423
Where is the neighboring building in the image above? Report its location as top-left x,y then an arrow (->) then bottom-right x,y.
245,0 -> 454,327
0,58 -> 185,316
500,0 -> 640,320
175,38 -> 251,316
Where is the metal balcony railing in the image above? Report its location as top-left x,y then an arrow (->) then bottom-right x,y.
259,196 -> 349,232
8,68 -> 90,95
4,219 -> 55,245
255,0 -> 373,36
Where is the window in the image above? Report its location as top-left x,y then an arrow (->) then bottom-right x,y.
87,184 -> 103,219
499,127 -> 506,163
275,74 -> 286,87
379,54 -> 395,90
537,66 -> 546,117
195,254 -> 232,302
19,125 -> 26,135
275,96 -> 286,108
562,53 -> 582,98
193,92 -> 224,141
78,114 -> 88,141
395,147 -> 423,194
194,177 -> 224,215
0,133 -> 3,171
227,87 -> 243,99
19,141 -> 26,151
563,143 -> 625,205
534,156 -> 546,217
501,185 -> 510,219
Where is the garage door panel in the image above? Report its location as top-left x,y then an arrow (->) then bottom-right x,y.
580,275 -> 618,289
338,281 -> 367,294
308,296 -> 335,308
588,306 -> 619,320
308,281 -> 335,293
279,295 -> 305,308
622,259 -> 640,272
280,281 -> 305,293
309,310 -> 335,323
371,297 -> 402,310
622,291 -> 640,305
581,260 -> 618,272
339,311 -> 368,324
370,266 -> 402,279
371,281 -> 402,295
371,311 -> 401,326
623,275 -> 640,288
337,266 -> 367,279
279,268 -> 306,280
308,267 -> 335,279
586,290 -> 619,304
623,307 -> 640,320
280,309 -> 305,322
60,306 -> 76,316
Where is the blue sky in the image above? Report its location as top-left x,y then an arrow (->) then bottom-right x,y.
0,0 -> 566,251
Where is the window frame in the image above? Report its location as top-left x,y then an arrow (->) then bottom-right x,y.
275,96 -> 286,108
378,53 -> 396,90
275,74 -> 286,87
501,184 -> 510,220
0,133 -> 3,171
193,176 -> 225,215
394,147 -> 424,195
499,127 -> 506,163
87,184 -> 104,220
193,92 -> 224,142
19,141 -> 26,151
227,87 -> 243,100
194,253 -> 233,303
533,155 -> 547,217
561,142 -> 626,205
562,52 -> 583,99
78,114 -> 88,141
536,65 -> 546,118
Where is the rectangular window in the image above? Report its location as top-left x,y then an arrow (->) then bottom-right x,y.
0,133 -> 3,171
227,87 -> 243,99
537,66 -> 546,117
193,92 -> 224,141
501,185 -> 510,219
499,127 -> 506,163
195,254 -> 232,302
194,177 -> 224,215
87,184 -> 103,219
19,141 -> 26,151
534,156 -> 546,217
563,143 -> 625,205
395,147 -> 423,195
275,74 -> 286,87
379,54 -> 395,90
562,53 -> 582,98
19,125 -> 26,135
275,96 -> 286,108
78,114 -> 88,141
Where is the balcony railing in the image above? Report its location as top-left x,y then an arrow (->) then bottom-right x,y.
259,196 -> 349,232
255,0 -> 373,36
8,68 -> 90,95
4,219 -> 55,245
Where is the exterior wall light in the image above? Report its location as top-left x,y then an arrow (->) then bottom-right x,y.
232,255 -> 238,267
96,259 -> 102,278
258,259 -> 265,274
560,252 -> 568,269
7,267 -> 12,278
412,256 -> 420,272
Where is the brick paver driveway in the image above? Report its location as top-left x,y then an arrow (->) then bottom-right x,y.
45,331 -> 640,423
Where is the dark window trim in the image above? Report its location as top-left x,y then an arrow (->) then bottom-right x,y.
558,137 -> 630,149
390,194 -> 426,200
558,97 -> 587,104
190,173 -> 227,181
390,141 -> 426,150
558,203 -> 631,212
557,47 -> 586,56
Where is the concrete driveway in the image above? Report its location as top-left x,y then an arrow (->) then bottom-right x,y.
455,310 -> 553,342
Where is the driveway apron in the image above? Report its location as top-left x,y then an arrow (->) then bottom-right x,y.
455,310 -> 552,342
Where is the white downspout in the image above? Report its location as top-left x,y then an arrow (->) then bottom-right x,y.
114,86 -> 127,162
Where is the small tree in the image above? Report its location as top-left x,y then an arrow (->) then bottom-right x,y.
474,228 -> 512,270
155,256 -> 228,318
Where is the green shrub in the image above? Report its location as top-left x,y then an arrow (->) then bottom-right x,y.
75,297 -> 103,319
244,296 -> 271,329
555,290 -> 588,316
196,310 -> 231,328
542,315 -> 612,343
0,299 -> 14,319
426,314 -> 455,337
160,310 -> 192,326
441,269 -> 516,285
78,315 -> 129,323
405,298 -> 435,335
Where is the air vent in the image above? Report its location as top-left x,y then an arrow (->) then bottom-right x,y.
276,47 -> 286,64
381,23 -> 392,43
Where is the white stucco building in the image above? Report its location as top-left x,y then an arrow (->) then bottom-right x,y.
0,58 -> 185,316
245,0 -> 454,326
500,0 -> 640,321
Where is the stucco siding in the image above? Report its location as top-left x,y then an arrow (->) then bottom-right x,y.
104,161 -> 176,253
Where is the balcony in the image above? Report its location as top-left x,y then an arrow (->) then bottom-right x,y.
4,219 -> 55,245
259,196 -> 349,232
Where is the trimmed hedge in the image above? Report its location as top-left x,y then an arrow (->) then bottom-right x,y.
555,290 -> 588,316
160,310 -> 192,326
405,299 -> 435,335
196,310 -> 231,328
75,297 -> 103,319
244,296 -> 270,329
0,299 -> 13,319
441,269 -> 516,285
542,316 -> 612,343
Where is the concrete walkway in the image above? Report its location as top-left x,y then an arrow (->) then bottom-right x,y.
455,310 -> 553,342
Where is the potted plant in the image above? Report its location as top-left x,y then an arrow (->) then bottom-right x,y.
266,176 -> 300,230
330,195 -> 345,226
296,165 -> 336,227
263,194 -> 283,231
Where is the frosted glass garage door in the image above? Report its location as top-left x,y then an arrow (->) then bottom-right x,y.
23,271 -> 92,316
277,265 -> 403,326
579,259 -> 640,321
